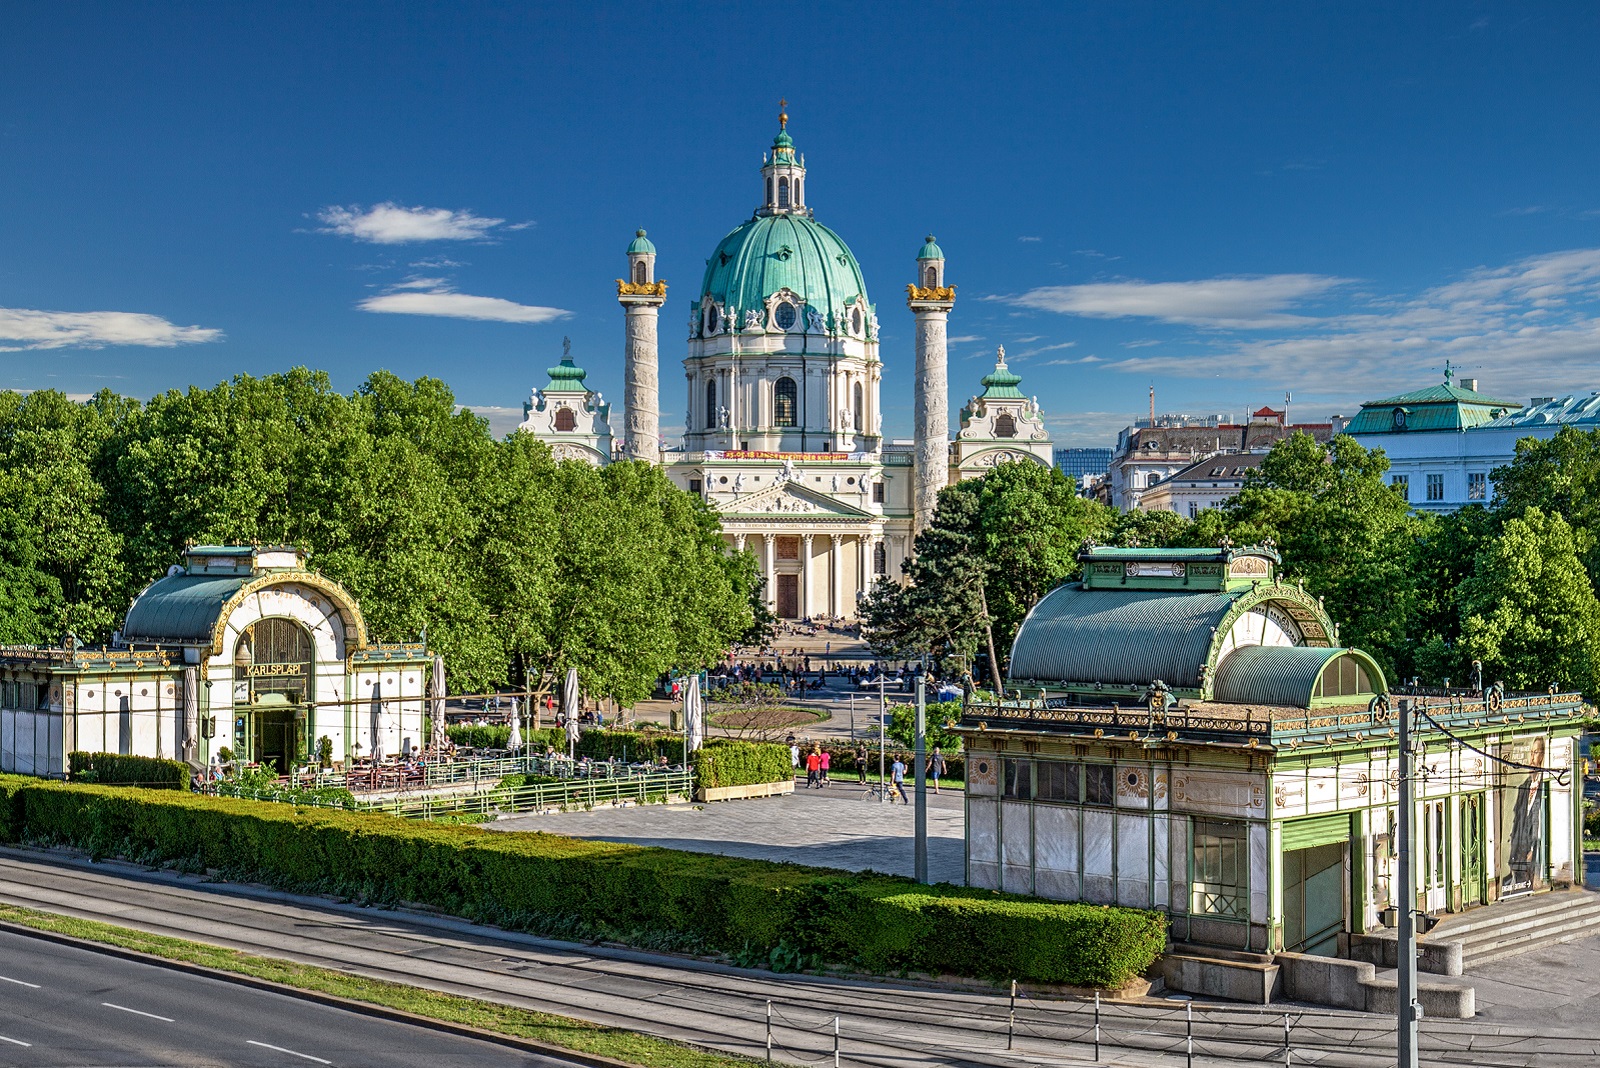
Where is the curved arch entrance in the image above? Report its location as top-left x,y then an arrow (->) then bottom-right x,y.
233,617 -> 313,773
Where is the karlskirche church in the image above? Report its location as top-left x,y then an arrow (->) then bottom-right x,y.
519,110 -> 1053,620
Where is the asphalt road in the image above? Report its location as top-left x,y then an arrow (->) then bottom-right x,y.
0,926 -> 570,1068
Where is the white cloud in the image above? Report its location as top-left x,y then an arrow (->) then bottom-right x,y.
0,307 -> 223,351
388,276 -> 449,290
947,335 -> 985,343
318,202 -> 506,244
1041,355 -> 1102,366
1012,341 -> 1077,359
1002,273 -> 1350,329
358,281 -> 569,324
1018,236 -> 1041,242
1096,248 -> 1600,409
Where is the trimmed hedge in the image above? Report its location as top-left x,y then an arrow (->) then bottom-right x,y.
691,740 -> 791,789
0,775 -> 1165,987
68,752 -> 189,790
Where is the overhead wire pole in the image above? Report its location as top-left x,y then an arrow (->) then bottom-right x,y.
878,674 -> 886,803
914,663 -> 928,882
1397,697 -> 1420,1068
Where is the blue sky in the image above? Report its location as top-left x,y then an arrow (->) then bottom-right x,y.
5,2 -> 1600,446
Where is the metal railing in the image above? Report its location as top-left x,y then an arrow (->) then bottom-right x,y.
208,766 -> 695,819
962,689 -> 1587,747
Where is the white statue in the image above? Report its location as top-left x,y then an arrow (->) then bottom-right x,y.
745,308 -> 762,331
805,305 -> 825,333
779,457 -> 798,483
732,473 -> 745,494
830,473 -> 840,493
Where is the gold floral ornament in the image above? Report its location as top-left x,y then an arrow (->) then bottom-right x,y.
616,280 -> 668,296
905,283 -> 957,302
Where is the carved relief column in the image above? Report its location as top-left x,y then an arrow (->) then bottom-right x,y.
762,533 -> 776,612
799,533 -> 813,619
829,533 -> 842,619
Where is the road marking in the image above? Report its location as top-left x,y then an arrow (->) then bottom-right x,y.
0,975 -> 40,988
247,1040 -> 332,1064
0,1034 -> 31,1047
101,1002 -> 175,1022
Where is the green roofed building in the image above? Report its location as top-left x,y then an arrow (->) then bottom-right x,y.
959,543 -> 1584,981
0,545 -> 432,778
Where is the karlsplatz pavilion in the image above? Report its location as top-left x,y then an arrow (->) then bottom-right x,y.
0,545 -> 431,777
959,544 -> 1585,957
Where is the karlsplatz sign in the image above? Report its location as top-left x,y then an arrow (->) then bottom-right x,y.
704,450 -> 864,461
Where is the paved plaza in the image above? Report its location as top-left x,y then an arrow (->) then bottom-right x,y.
490,778 -> 967,884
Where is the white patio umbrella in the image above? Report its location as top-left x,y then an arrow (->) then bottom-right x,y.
684,673 -> 705,754
507,696 -> 523,751
429,655 -> 447,753
181,666 -> 199,765
562,667 -> 581,757
369,681 -> 385,762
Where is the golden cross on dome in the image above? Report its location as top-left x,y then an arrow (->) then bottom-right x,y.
778,98 -> 788,129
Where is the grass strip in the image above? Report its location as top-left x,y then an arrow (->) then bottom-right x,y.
0,902 -> 756,1068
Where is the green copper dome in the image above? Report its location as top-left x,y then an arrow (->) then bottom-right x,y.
545,339 -> 587,391
627,229 -> 656,255
699,213 -> 869,330
917,235 -> 944,261
980,349 -> 1024,399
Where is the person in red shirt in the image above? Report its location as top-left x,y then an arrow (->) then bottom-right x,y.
805,748 -> 821,789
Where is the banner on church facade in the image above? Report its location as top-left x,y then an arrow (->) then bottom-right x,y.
704,450 -> 866,462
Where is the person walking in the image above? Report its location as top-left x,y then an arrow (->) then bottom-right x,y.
855,743 -> 868,785
805,747 -> 821,789
927,746 -> 948,794
819,748 -> 831,786
890,755 -> 909,804
789,741 -> 800,772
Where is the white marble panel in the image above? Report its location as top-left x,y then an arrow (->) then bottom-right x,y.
1034,868 -> 1077,902
1117,812 -> 1148,879
1306,766 -> 1341,813
1272,774 -> 1307,818
1083,809 -> 1114,877
1000,802 -> 1032,869
1034,804 -> 1079,872
1002,864 -> 1033,895
969,861 -> 1000,890
966,749 -> 999,797
1153,815 -> 1171,908
967,799 -> 998,864
1250,823 -> 1270,925
1172,768 -> 1267,817
76,712 -> 104,756
1082,874 -> 1115,905
0,710 -> 12,773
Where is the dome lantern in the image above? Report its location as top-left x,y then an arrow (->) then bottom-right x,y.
759,98 -> 808,217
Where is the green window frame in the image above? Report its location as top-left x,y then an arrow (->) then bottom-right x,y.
1191,817 -> 1248,919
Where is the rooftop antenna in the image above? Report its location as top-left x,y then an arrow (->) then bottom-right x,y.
1284,390 -> 1292,427
1148,383 -> 1156,429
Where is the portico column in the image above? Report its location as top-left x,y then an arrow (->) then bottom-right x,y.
733,533 -> 747,552
829,533 -> 842,619
762,533 -> 776,612
800,533 -> 813,620
855,533 -> 867,608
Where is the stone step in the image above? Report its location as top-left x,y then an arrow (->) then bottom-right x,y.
1430,890 -> 1600,940
1452,899 -> 1600,952
1465,921 -> 1600,968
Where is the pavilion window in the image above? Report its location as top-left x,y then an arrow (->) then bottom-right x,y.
1084,763 -> 1115,806
1191,817 -> 1248,919
1002,758 -> 1033,800
1035,760 -> 1079,803
1314,654 -> 1372,699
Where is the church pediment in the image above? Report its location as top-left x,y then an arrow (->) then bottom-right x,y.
716,480 -> 872,519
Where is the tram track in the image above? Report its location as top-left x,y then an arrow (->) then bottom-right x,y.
0,848 -> 1593,1068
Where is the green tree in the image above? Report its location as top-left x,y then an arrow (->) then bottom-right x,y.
1490,426 -> 1600,584
1456,507 -> 1600,696
1109,507 -> 1191,548
887,700 -> 964,752
1223,432 -> 1420,674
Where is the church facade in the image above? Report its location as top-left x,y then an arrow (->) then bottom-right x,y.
520,111 -> 1053,619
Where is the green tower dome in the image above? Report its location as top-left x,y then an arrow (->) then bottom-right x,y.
699,214 -> 869,329
917,235 -> 944,261
627,229 -> 656,255
545,337 -> 587,390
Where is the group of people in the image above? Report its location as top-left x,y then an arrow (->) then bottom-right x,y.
786,737 -> 950,803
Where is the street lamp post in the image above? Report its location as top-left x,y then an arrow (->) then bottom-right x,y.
878,674 -> 886,803
914,665 -> 928,883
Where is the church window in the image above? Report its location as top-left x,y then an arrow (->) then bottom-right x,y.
774,377 -> 798,426
705,379 -> 718,429
794,178 -> 802,204
873,541 -> 887,575
852,382 -> 863,431
872,481 -> 886,504
766,177 -> 774,206
632,262 -> 646,285
706,303 -> 720,333
851,306 -> 862,334
554,408 -> 577,432
778,176 -> 790,208
994,412 -> 1017,438
924,265 -> 937,286
689,479 -> 702,494
775,301 -> 797,330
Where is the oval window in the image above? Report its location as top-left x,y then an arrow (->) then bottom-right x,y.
775,302 -> 797,330
851,306 -> 862,334
706,304 -> 720,333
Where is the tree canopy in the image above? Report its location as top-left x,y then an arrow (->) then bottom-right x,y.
0,372 -> 752,703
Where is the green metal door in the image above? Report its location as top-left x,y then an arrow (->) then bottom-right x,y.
1283,842 -> 1345,956
255,710 -> 296,775
1462,794 -> 1485,906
